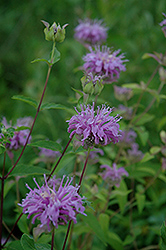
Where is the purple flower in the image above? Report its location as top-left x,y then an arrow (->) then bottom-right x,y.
39,148 -> 61,163
19,175 -> 86,231
127,143 -> 144,163
74,19 -> 107,45
117,104 -> 133,120
114,85 -> 133,101
83,46 -> 128,83
67,103 -> 122,149
159,13 -> 166,37
0,117 -> 32,150
119,130 -> 137,147
100,163 -> 128,187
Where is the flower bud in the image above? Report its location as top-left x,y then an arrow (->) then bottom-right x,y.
81,73 -> 103,95
159,67 -> 166,82
160,130 -> 166,144
41,20 -> 68,43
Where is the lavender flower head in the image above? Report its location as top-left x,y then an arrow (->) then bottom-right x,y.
0,117 -> 32,150
114,85 -> 133,102
39,147 -> 61,163
67,103 -> 122,149
19,175 -> 86,231
117,104 -> 133,120
83,46 -> 128,83
100,163 -> 128,187
74,19 -> 108,45
127,143 -> 144,163
159,13 -> 166,37
119,129 -> 137,147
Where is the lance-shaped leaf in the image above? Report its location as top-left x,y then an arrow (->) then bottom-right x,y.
12,95 -> 38,109
29,140 -> 62,152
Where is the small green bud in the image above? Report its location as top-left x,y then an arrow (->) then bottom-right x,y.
81,73 -> 104,95
41,20 -> 68,43
160,130 -> 166,144
159,67 -> 166,82
1,127 -> 7,135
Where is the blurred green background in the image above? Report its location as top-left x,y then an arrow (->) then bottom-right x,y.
0,0 -> 166,142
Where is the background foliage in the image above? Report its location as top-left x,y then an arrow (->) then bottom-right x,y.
0,0 -> 166,249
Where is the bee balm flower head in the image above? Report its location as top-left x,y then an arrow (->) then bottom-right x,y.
74,18 -> 108,45
83,46 -> 128,83
67,103 -> 122,149
100,163 -> 128,187
19,175 -> 86,231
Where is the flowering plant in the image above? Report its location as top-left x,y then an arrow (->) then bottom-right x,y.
0,5 -> 166,250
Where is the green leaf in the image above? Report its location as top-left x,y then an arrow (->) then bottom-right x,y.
132,113 -> 155,126
9,164 -> 50,176
99,213 -> 109,234
35,243 -> 52,250
31,58 -> 51,66
29,140 -> 62,152
40,103 -> 73,114
17,214 -> 29,234
12,95 -> 38,109
134,127 -> 149,146
147,89 -> 160,103
21,234 -> 36,250
122,83 -> 141,89
115,180 -> 128,214
158,174 -> 166,183
123,235 -> 134,246
49,47 -> 61,65
150,146 -> 161,155
4,179 -> 15,198
140,152 -> 154,163
71,87 -> 84,97
142,53 -> 153,60
160,94 -> 166,100
137,166 -> 156,176
160,222 -> 166,250
107,232 -> 124,250
15,126 -> 30,132
7,240 -> 24,250
136,192 -> 145,214
0,144 -> 5,154
81,212 -> 107,245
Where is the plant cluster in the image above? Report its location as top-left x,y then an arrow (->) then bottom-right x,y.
0,12 -> 166,250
